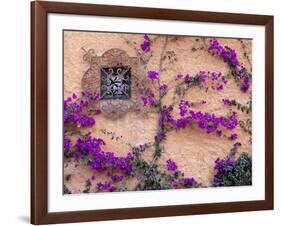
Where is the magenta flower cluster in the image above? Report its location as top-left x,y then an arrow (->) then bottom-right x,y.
208,71 -> 228,91
213,157 -> 236,186
240,77 -> 250,93
140,34 -> 151,52
222,98 -> 236,106
179,100 -> 190,116
229,133 -> 238,140
166,159 -> 178,171
183,177 -> 196,186
141,87 -> 156,106
64,92 -> 100,128
159,105 -> 174,129
214,157 -> 235,171
64,133 -> 71,155
208,39 -> 251,93
96,181 -> 116,192
233,142 -> 242,148
90,151 -> 134,175
111,174 -> 124,182
171,176 -> 197,188
74,133 -> 134,175
167,101 -> 239,136
156,131 -> 166,142
166,159 -> 197,188
181,71 -> 228,91
147,70 -> 159,80
208,39 -> 239,66
74,132 -> 105,156
177,73 -> 183,79
159,83 -> 168,91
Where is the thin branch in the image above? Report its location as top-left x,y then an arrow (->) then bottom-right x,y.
134,36 -> 169,190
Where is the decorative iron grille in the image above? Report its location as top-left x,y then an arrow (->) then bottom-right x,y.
100,66 -> 131,100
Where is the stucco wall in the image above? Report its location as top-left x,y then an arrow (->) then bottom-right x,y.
63,31 -> 252,193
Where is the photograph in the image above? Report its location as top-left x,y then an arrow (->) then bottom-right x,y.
63,31 -> 253,194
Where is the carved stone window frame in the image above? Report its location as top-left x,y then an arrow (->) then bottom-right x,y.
82,48 -> 147,119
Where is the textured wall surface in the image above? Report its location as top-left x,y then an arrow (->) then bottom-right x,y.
63,31 -> 252,193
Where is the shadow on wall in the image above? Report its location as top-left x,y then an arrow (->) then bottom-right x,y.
18,215 -> 30,224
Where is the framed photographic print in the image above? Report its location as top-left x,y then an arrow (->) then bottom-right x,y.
31,1 -> 274,225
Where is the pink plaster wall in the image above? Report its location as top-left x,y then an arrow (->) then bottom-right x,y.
63,31 -> 252,193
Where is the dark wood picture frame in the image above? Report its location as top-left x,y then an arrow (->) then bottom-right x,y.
31,1 -> 274,224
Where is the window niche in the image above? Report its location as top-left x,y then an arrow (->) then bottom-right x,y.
100,66 -> 131,100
